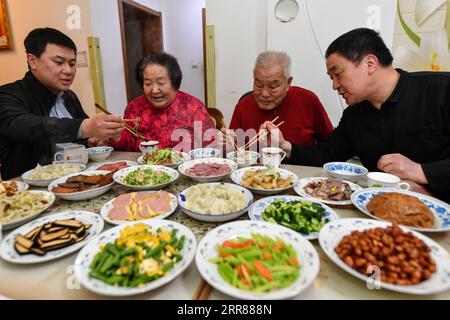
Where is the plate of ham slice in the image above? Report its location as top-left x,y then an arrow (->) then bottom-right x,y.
178,158 -> 238,183
88,160 -> 137,172
100,190 -> 178,225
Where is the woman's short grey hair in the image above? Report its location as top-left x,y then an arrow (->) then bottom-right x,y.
254,51 -> 292,79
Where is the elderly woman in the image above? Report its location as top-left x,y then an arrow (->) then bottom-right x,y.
109,52 -> 214,151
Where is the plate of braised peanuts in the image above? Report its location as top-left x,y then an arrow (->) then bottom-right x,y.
319,218 -> 450,295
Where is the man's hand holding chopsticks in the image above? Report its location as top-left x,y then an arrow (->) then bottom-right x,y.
80,113 -> 124,140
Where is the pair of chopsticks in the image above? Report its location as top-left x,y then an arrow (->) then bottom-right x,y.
221,120 -> 238,152
238,116 -> 284,152
193,279 -> 211,300
95,103 -> 148,141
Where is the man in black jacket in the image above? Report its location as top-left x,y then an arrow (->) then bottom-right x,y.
0,28 -> 123,179
261,28 -> 450,203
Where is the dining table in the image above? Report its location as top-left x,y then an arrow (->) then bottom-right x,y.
0,151 -> 449,300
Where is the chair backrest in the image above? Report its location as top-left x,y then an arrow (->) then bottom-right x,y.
239,90 -> 253,102
207,107 -> 226,129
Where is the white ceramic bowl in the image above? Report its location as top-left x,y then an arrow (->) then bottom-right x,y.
87,147 -> 114,162
189,148 -> 221,159
48,170 -> 114,201
178,183 -> 253,222
226,151 -> 260,168
21,163 -> 86,187
113,165 -> 179,191
323,162 -> 368,182
178,158 -> 238,183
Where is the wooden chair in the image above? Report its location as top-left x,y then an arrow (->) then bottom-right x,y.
207,107 -> 226,130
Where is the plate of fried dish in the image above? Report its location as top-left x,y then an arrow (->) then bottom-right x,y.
101,190 -> 178,225
74,220 -> 196,296
48,170 -> 115,201
0,181 -> 29,196
0,211 -> 104,264
248,195 -> 339,240
196,220 -> 320,300
138,149 -> 190,168
294,177 -> 362,206
319,218 -> 450,295
0,190 -> 55,231
21,163 -> 86,187
231,166 -> 298,195
113,165 -> 179,191
351,188 -> 450,232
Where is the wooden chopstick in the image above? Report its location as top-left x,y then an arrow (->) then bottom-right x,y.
193,279 -> 212,300
95,103 -> 148,141
221,119 -> 238,152
239,117 -> 281,151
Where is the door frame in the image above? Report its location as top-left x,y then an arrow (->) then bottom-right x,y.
118,0 -> 163,102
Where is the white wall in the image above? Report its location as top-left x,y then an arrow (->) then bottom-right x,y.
267,0 -> 397,126
207,0 -> 397,126
206,0 -> 268,125
163,0 -> 205,102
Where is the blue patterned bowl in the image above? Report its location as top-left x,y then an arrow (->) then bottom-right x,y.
87,147 -> 113,162
323,162 -> 368,182
189,148 -> 221,159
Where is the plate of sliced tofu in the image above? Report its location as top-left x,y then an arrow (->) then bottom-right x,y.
0,211 -> 104,264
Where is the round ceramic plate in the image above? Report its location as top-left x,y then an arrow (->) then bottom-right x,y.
351,188 -> 450,232
319,218 -> 450,295
100,191 -> 178,225
178,158 -> 238,183
294,177 -> 362,206
178,183 -> 253,222
75,220 -> 197,296
21,163 -> 86,187
248,195 -> 339,240
113,165 -> 179,191
196,220 -> 320,300
0,211 -> 104,264
231,166 -> 298,195
87,160 -> 138,171
48,170 -> 114,201
0,191 -> 56,231
137,152 -> 191,168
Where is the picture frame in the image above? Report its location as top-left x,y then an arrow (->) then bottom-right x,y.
0,0 -> 13,50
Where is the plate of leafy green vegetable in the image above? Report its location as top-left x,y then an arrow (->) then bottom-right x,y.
248,195 -> 339,240
113,165 -> 179,191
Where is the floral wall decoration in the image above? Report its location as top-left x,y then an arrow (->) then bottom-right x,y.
395,0 -> 450,71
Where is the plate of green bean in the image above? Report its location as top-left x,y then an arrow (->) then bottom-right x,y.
74,220 -> 196,296
196,220 -> 320,300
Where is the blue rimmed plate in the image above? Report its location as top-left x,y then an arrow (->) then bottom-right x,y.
319,218 -> 450,295
351,188 -> 450,232
248,195 -> 339,240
